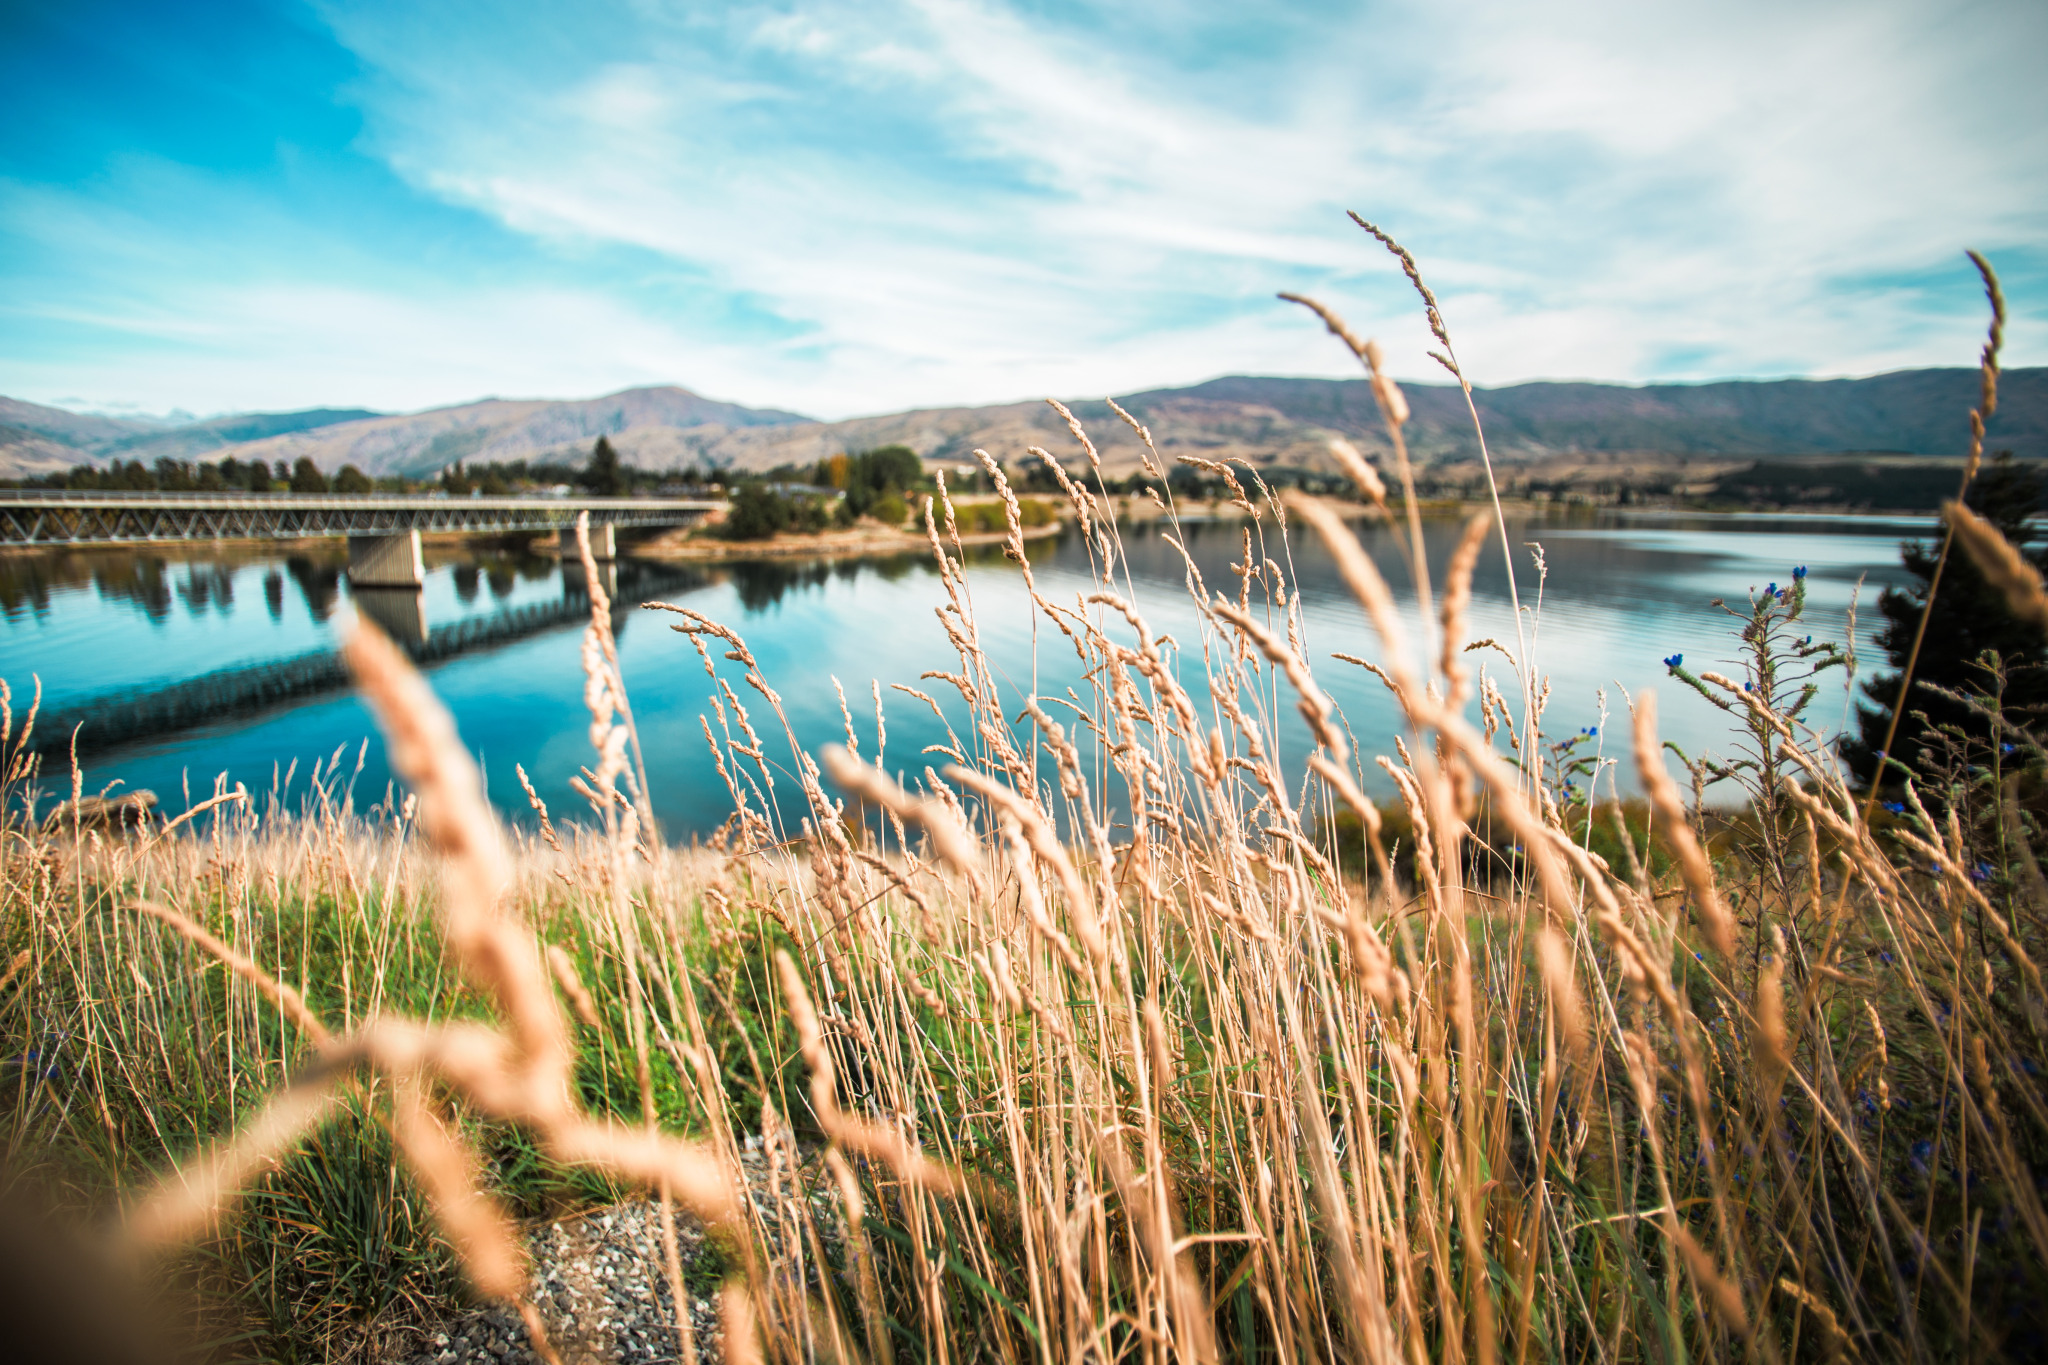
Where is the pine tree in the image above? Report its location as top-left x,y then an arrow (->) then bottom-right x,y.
290,457 -> 329,494
1846,452 -> 2047,786
583,436 -> 628,496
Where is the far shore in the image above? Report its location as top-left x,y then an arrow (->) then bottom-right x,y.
0,498 -> 1950,564
625,517 -> 1063,563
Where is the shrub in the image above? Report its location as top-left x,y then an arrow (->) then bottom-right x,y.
869,491 -> 908,526
722,482 -> 791,540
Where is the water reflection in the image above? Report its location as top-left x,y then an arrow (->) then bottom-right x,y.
176,563 -> 235,617
11,548 -> 714,757
0,511 -> 1928,836
285,556 -> 344,620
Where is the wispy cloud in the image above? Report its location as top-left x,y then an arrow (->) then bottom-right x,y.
1,0 -> 2041,417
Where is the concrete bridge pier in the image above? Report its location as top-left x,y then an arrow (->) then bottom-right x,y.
561,557 -> 620,605
348,530 -> 424,587
353,587 -> 428,643
560,521 -> 616,560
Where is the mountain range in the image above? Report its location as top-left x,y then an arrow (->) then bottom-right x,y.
4,367 -> 2042,481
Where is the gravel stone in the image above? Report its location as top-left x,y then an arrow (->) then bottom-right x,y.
386,1134 -> 844,1364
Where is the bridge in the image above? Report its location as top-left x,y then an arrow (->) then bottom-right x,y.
0,490 -> 724,585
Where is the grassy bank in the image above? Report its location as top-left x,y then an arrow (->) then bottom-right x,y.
5,279 -> 2046,1365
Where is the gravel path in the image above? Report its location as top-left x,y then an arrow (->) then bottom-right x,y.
402,1201 -> 723,1365
393,1138 -> 838,1365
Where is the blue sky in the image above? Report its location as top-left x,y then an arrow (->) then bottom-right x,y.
2,0 -> 2042,421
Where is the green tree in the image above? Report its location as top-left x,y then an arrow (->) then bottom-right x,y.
843,444 -> 924,517
1847,452 -> 2048,786
244,460 -> 275,493
333,464 -> 373,494
582,436 -> 628,496
290,457 -> 329,494
871,491 -> 909,526
111,459 -> 154,490
723,482 -> 792,541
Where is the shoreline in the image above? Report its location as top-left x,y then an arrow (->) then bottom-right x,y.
0,501 -> 1949,564
624,517 -> 1063,563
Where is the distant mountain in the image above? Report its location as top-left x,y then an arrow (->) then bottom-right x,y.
0,397 -> 384,477
1134,369 -> 2047,463
0,395 -> 153,453
101,408 -> 383,462
6,367 -> 2040,483
198,385 -> 812,478
580,366 -> 2047,476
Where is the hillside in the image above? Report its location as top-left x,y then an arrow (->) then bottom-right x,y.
0,396 -> 382,477
5,367 -> 2041,482
197,386 -> 811,478
1149,369 -> 2048,462
620,366 -> 2046,476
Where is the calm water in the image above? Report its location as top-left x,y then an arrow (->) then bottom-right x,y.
0,513 -> 1926,833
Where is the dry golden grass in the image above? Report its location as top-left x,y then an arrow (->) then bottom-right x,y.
3,256 -> 2045,1365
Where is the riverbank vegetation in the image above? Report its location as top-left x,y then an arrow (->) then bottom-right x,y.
4,241 -> 2044,1364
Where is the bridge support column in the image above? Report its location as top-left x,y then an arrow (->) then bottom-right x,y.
348,530 -> 424,587
352,588 -> 428,644
560,521 -> 616,560
562,558 -> 620,605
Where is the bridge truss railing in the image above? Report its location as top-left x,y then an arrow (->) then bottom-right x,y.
0,493 -> 723,547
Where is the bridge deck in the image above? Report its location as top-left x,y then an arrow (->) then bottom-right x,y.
0,492 -> 723,546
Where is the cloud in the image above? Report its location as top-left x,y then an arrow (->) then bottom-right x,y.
2,0 -> 2042,416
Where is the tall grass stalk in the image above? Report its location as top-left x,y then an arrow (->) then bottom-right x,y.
2,262 -> 2044,1365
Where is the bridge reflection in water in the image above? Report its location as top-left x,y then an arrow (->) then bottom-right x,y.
346,556 -> 624,644
34,557 -> 705,757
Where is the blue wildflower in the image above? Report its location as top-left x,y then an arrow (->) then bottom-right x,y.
1766,582 -> 1777,597
2003,742 -> 2018,755
1910,1139 -> 1933,1175
1883,801 -> 1906,814
1587,725 -> 1598,736
1793,565 -> 1807,580
1663,653 -> 1683,667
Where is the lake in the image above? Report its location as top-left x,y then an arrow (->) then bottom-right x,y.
0,510 -> 1926,833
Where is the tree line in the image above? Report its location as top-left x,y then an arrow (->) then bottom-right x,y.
1,436 -> 724,497
12,454 -> 378,494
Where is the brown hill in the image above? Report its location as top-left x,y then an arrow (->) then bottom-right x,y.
6,368 -> 2040,483
194,386 -> 810,478
629,367 -> 2046,477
